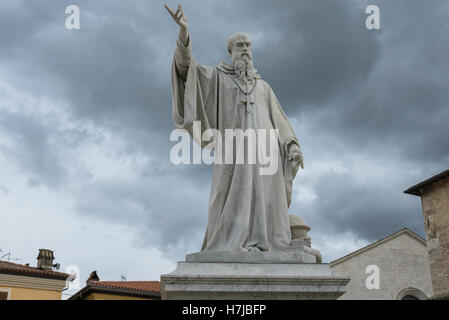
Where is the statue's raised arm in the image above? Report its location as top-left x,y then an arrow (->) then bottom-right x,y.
164,4 -> 189,45
165,4 -> 191,80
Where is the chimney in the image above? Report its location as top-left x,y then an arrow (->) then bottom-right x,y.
36,249 -> 55,269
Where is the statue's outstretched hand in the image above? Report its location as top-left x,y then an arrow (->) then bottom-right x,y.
288,144 -> 304,170
164,4 -> 188,30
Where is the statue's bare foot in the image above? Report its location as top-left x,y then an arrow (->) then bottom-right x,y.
247,246 -> 261,252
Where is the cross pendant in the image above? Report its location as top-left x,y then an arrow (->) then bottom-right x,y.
240,95 -> 255,113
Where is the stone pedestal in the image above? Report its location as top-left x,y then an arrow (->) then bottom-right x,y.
161,252 -> 350,300
186,248 -> 316,264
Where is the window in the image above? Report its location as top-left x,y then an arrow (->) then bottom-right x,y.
0,291 -> 9,300
397,288 -> 427,300
401,295 -> 418,300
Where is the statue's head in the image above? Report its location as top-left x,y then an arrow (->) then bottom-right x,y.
227,32 -> 256,82
227,32 -> 253,61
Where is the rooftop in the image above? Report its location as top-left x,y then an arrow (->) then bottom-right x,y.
0,260 -> 69,280
68,276 -> 161,300
404,169 -> 449,196
88,280 -> 160,294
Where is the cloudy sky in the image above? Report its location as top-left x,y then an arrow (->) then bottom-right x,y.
1,0 -> 448,297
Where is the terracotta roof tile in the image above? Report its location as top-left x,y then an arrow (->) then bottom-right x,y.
0,260 -> 69,280
88,281 -> 160,294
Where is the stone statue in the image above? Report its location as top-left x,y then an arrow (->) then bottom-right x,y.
166,4 -> 304,253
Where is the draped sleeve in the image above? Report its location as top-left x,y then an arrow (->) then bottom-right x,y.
171,34 -> 219,148
267,85 -> 302,208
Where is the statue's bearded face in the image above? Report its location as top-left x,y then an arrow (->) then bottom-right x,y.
230,36 -> 252,62
229,34 -> 256,83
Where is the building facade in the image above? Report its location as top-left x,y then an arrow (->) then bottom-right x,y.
330,229 -> 433,300
0,259 -> 69,300
405,169 -> 449,299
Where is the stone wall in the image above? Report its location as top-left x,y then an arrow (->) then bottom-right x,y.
330,232 -> 433,300
421,176 -> 449,297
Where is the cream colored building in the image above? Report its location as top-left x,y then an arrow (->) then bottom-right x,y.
330,228 -> 433,300
0,250 -> 69,300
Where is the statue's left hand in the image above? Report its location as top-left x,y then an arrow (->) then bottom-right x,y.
288,144 -> 304,169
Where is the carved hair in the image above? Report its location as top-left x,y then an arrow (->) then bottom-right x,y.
227,32 -> 251,55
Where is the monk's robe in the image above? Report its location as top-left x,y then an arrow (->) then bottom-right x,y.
171,34 -> 301,251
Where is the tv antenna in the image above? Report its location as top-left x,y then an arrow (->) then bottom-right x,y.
0,248 -> 22,262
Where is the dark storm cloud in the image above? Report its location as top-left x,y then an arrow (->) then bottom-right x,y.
74,171 -> 211,257
0,106 -> 96,188
294,169 -> 425,244
313,0 -> 449,165
1,0 -> 448,260
1,0 -> 378,131
0,110 -> 67,187
0,0 -> 172,132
